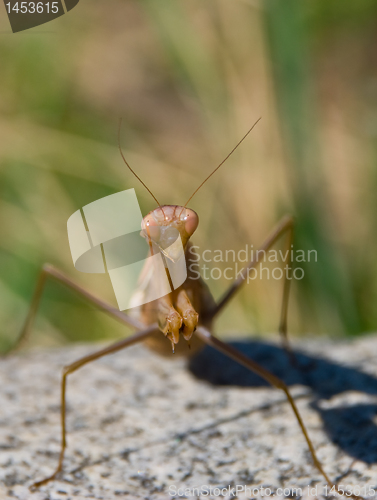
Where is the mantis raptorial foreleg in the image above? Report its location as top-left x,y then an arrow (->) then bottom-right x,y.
4,264 -> 145,356
175,289 -> 199,340
30,324 -> 157,490
209,215 -> 294,354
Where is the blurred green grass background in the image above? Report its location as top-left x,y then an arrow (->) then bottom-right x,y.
0,0 -> 377,351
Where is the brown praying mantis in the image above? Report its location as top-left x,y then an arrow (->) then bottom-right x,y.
6,117 -> 360,496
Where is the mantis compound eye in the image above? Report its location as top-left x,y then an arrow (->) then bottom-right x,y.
141,217 -> 160,241
182,208 -> 199,237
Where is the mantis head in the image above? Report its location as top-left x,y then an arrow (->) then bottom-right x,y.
141,205 -> 199,253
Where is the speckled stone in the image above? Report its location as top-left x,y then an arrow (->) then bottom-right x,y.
1,334 -> 377,499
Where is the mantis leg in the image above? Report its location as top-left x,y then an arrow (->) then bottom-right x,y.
5,263 -> 145,356
194,326 -> 363,500
30,324 -> 157,490
209,215 -> 294,352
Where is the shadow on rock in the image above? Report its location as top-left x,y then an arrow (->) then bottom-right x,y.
189,340 -> 377,464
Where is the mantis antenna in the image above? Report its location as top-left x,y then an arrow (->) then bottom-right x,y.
118,118 -> 164,211
184,117 -> 262,207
